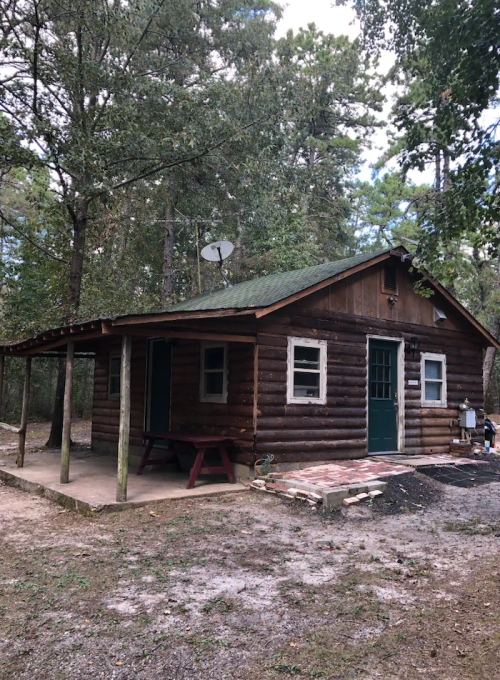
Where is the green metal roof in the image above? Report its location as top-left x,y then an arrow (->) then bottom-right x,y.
168,249 -> 391,313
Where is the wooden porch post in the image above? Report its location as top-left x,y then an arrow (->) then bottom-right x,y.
60,341 -> 75,484
16,357 -> 31,468
117,335 -> 132,502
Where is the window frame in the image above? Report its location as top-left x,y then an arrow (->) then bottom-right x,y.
108,353 -> 121,399
200,342 -> 228,404
420,352 -> 447,408
287,336 -> 327,405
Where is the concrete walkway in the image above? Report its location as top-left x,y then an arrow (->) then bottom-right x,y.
374,453 -> 487,467
0,449 -> 247,514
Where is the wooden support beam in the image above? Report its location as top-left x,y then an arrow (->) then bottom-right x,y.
253,344 -> 259,436
60,341 -> 75,484
111,308 -> 256,326
23,330 -> 104,355
116,335 -> 132,502
102,326 -> 256,344
16,357 -> 31,468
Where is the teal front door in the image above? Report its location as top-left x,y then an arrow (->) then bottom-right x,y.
368,340 -> 398,453
145,338 -> 172,433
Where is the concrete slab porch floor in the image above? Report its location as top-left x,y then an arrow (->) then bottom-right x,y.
0,449 -> 247,515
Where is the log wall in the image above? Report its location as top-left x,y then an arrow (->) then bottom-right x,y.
91,338 -> 254,464
91,338 -> 146,450
169,340 -> 254,463
255,302 -> 484,464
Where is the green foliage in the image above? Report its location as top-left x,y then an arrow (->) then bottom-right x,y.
351,172 -> 428,250
342,0 -> 500,250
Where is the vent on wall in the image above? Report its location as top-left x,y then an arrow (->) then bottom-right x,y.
383,264 -> 397,293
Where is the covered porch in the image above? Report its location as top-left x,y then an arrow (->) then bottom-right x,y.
0,446 -> 246,514
0,311 -> 257,505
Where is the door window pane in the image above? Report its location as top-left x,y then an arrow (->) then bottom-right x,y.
371,346 -> 393,401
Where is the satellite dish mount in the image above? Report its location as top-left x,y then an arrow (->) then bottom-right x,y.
200,240 -> 234,289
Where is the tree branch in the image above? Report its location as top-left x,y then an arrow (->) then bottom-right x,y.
0,209 -> 69,264
104,117 -> 265,197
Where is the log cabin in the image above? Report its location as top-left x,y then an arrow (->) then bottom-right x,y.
0,246 -> 497,500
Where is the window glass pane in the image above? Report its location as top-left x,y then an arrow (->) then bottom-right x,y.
425,381 -> 442,401
425,360 -> 442,380
384,350 -> 391,366
294,345 -> 320,370
384,383 -> 391,399
371,382 -> 377,398
110,357 -> 120,377
377,383 -> 384,399
110,376 -> 120,395
205,346 -> 224,370
293,371 -> 320,398
205,371 -> 224,395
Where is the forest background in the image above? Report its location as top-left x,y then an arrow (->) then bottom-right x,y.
0,0 -> 499,445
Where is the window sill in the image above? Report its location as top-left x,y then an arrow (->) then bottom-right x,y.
200,395 -> 227,404
421,401 -> 447,408
287,397 -> 327,405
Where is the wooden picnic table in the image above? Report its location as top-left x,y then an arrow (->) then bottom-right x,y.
137,431 -> 236,489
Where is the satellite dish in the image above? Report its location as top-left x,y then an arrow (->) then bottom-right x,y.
201,240 -> 234,263
200,240 -> 234,289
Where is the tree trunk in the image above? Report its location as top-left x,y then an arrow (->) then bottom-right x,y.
482,258 -> 500,403
162,197 -> 175,306
435,150 -> 441,193
46,357 -> 66,448
483,318 -> 500,401
493,372 -> 500,414
443,151 -> 451,192
46,202 -> 88,448
68,203 -> 88,315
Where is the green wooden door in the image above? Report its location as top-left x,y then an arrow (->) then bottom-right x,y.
145,339 -> 172,433
368,340 -> 398,453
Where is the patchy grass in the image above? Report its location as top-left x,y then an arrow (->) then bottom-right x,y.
1,469 -> 500,679
443,518 -> 500,535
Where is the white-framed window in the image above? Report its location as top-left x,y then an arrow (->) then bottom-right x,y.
108,355 -> 121,398
200,342 -> 228,403
421,352 -> 447,407
287,337 -> 327,405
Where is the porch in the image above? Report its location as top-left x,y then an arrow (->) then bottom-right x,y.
0,313 -> 258,504
0,442 -> 247,514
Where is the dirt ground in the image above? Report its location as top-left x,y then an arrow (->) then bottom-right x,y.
0,420 -> 91,458
1,426 -> 500,679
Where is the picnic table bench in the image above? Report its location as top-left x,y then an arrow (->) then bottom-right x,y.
137,431 -> 236,489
